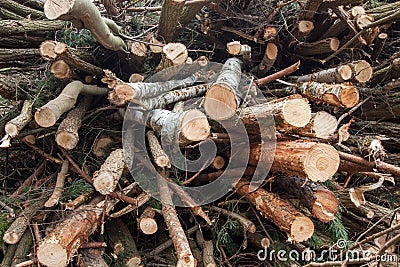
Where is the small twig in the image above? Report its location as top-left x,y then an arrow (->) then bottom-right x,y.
23,140 -> 62,164
10,161 -> 46,199
337,96 -> 371,124
0,199 -> 15,217
80,242 -> 107,249
255,61 -> 300,86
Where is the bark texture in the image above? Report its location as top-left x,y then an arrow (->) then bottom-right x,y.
93,149 -> 125,195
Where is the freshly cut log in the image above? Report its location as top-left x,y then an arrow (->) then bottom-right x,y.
248,232 -> 270,249
204,57 -> 243,120
44,0 -> 126,51
3,195 -> 47,244
146,130 -> 171,168
129,73 -> 145,83
115,72 -> 203,101
157,0 -> 185,42
135,83 -> 209,110
50,60 -> 72,79
106,218 -> 141,266
44,160 -> 69,207
239,94 -> 311,134
35,81 -> 108,127
348,60 -> 373,83
56,96 -> 92,150
298,81 -> 359,108
257,42 -> 278,75
273,175 -> 339,222
156,43 -> 188,71
371,33 -> 388,61
93,149 -> 125,195
138,206 -> 158,235
212,155 -> 225,169
250,140 -> 340,182
263,26 -> 278,41
234,179 -> 314,242
226,41 -> 251,56
294,65 -> 352,83
129,108 -> 210,145
289,111 -> 338,138
295,38 -> 339,56
5,100 -> 33,138
129,41 -> 147,64
158,177 -> 196,267
40,40 -> 56,60
293,20 -> 314,38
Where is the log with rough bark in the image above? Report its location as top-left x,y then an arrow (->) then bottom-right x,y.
78,248 -> 108,267
114,71 -> 205,101
138,206 -> 158,235
156,42 -> 188,71
44,0 -> 126,51
137,83 -> 209,110
273,175 -> 339,222
0,0 -> 44,18
195,230 -> 216,267
295,38 -> 340,56
4,100 -> 33,138
371,33 -> 388,61
44,160 -> 69,207
50,60 -> 72,79
158,177 -> 196,267
294,65 -> 352,83
234,179 -> 314,242
157,0 -> 185,42
250,140 -> 340,182
3,195 -> 47,244
0,48 -> 40,61
289,111 -> 338,138
297,81 -> 359,108
180,0 -> 205,26
55,96 -> 92,150
10,229 -> 33,267
298,0 -> 323,21
93,149 -> 125,195
257,42 -> 278,76
238,94 -> 311,134
0,19 -> 65,36
35,81 -> 108,127
129,108 -> 210,145
293,20 -> 315,39
146,130 -> 171,168
106,218 -> 141,267
204,57 -> 243,120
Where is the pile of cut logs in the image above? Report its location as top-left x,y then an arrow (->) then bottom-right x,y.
1,0 -> 400,266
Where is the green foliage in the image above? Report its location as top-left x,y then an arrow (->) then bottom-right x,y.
308,233 -> 323,250
215,219 -> 241,256
61,179 -> 93,201
324,207 -> 349,244
0,214 -> 11,247
367,0 -> 382,8
56,25 -> 96,48
268,242 -> 296,266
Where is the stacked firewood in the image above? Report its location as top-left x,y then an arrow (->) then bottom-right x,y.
0,0 -> 400,266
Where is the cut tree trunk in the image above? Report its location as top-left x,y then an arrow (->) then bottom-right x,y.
238,94 -> 311,134
295,38 -> 340,56
129,108 -> 210,145
257,42 -> 278,76
10,229 -> 33,267
226,41 -> 251,56
294,65 -> 352,83
204,57 -> 243,120
371,33 -> 388,61
3,195 -> 47,244
93,149 -> 125,195
105,218 -> 141,267
138,206 -> 158,235
234,179 -> 314,242
35,81 -> 108,127
348,60 -> 373,83
180,1 -> 205,26
249,140 -> 340,182
293,20 -> 314,39
157,0 -> 186,42
212,155 -> 225,170
289,111 -> 338,138
146,130 -> 171,168
114,71 -> 203,101
297,81 -> 359,108
158,177 -> 196,267
44,0 -> 126,51
55,96 -> 92,150
50,60 -> 72,80
156,43 -> 188,71
4,100 -> 33,138
273,175 -> 339,222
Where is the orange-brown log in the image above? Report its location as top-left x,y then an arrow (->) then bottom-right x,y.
257,42 -> 278,76
250,140 -> 340,182
234,179 -> 314,242
50,60 -> 72,80
273,175 -> 339,222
